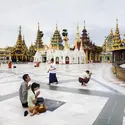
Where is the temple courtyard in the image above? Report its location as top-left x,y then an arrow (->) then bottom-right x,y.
0,63 -> 125,125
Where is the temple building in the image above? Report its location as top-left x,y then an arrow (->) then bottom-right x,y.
0,48 -> 11,63
100,29 -> 113,63
34,24 -> 86,64
80,21 -> 102,63
112,19 -> 125,65
29,23 -> 48,62
10,26 -> 29,62
0,22 -> 101,64
35,23 -> 44,49
111,19 -> 125,81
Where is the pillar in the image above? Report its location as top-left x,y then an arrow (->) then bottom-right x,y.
86,50 -> 88,63
89,52 -> 92,62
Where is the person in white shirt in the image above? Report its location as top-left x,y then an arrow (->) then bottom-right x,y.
78,70 -> 92,86
47,58 -> 58,85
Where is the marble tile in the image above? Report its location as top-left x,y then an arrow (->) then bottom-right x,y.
0,89 -> 108,125
0,63 -> 125,125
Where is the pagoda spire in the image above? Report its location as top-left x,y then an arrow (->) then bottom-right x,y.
19,25 -> 21,35
114,18 -> 121,42
76,23 -> 80,39
84,21 -> 86,29
38,22 -> 40,31
116,19 -> 118,29
17,25 -> 22,42
110,29 -> 113,36
56,23 -> 58,30
35,23 -> 44,49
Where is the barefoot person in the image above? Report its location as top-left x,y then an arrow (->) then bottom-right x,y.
78,70 -> 92,86
47,58 -> 58,85
19,74 -> 31,108
28,82 -> 46,116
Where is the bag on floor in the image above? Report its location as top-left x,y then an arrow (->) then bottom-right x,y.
36,104 -> 46,113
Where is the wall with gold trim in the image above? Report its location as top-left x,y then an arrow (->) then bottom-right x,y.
112,65 -> 125,81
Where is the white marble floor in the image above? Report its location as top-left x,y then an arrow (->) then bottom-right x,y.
0,63 -> 125,125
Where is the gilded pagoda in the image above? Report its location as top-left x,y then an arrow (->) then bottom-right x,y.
102,19 -> 125,81
11,26 -> 29,62
112,19 -> 125,65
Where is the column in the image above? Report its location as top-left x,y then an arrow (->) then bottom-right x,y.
89,52 -> 92,63
86,50 -> 88,63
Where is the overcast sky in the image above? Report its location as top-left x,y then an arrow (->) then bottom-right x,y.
0,0 -> 125,48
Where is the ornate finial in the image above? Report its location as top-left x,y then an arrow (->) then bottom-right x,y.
116,18 -> 118,29
38,23 -> 40,31
77,23 -> 79,33
19,25 -> 21,34
56,23 -> 58,30
84,21 -> 86,29
110,29 -> 113,36
116,18 -> 118,23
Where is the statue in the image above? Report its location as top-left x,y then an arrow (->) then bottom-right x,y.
62,29 -> 69,49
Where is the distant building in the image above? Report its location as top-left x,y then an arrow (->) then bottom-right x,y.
101,19 -> 125,64
8,26 -> 29,62
111,19 -> 125,65
34,24 -> 86,64
0,48 -> 11,63
100,29 -> 113,63
34,22 -> 102,64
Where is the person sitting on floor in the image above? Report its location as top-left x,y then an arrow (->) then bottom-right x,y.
78,70 -> 92,86
28,82 -> 46,116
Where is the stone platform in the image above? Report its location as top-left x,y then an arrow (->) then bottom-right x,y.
0,63 -> 125,125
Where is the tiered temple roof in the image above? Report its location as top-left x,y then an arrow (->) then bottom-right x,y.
14,26 -> 28,55
35,23 -> 44,49
50,24 -> 63,50
112,19 -> 125,51
80,21 -> 94,50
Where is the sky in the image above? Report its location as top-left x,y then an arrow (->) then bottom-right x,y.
0,0 -> 125,48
